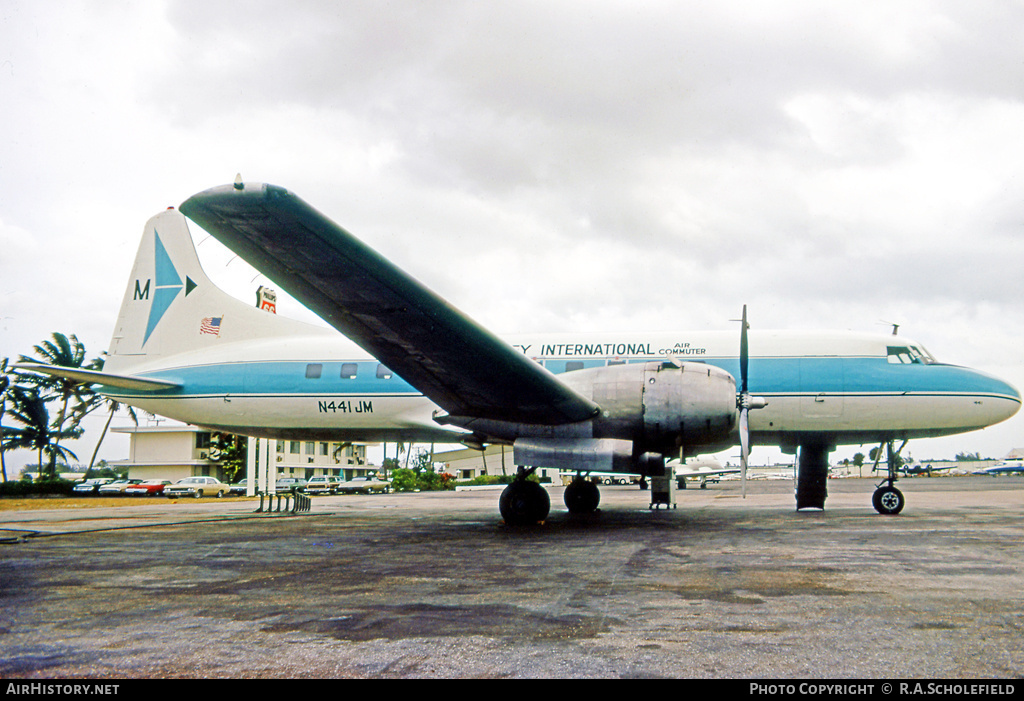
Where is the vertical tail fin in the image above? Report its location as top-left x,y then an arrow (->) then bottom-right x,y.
105,207 -> 323,373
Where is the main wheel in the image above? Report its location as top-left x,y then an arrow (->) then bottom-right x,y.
499,480 -> 550,526
872,486 -> 905,515
564,479 -> 600,515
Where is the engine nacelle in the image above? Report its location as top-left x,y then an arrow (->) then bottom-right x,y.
443,361 -> 739,473
559,360 -> 738,454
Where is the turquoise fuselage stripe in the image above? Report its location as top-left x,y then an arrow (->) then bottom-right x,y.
100,356 -> 1020,402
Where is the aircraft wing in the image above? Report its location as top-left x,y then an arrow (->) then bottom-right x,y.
179,182 -> 600,426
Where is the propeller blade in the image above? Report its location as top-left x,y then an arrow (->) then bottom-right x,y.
740,304 -> 749,395
740,406 -> 749,498
736,304 -> 756,498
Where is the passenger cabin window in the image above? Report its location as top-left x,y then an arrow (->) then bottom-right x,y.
376,364 -> 393,379
340,363 -> 358,379
305,363 -> 323,378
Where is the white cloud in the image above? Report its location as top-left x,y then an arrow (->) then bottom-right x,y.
2,0 -> 1023,469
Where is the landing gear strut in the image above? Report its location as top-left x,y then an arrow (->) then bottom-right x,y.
498,467 -> 550,526
796,443 -> 830,510
872,440 -> 906,515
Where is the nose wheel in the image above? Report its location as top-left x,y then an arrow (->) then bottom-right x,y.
872,439 -> 907,515
872,484 -> 905,515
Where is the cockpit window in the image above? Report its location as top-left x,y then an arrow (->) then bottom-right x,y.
887,346 -> 935,365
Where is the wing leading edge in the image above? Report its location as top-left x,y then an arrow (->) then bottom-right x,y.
179,182 -> 599,426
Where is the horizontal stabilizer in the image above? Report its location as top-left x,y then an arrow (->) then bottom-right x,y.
13,363 -> 180,391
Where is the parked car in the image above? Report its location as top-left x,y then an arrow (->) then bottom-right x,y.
165,476 -> 230,498
228,480 -> 249,496
304,475 -> 341,495
274,477 -> 308,493
125,480 -> 172,497
98,479 -> 144,496
72,478 -> 115,495
336,475 -> 391,494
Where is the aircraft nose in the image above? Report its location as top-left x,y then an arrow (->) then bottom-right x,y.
975,370 -> 1021,424
999,377 -> 1021,419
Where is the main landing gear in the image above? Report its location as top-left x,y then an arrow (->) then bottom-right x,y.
498,468 -> 550,526
498,470 -> 604,525
563,475 -> 600,515
872,440 -> 906,515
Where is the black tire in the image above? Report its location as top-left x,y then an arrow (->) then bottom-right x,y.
195,490 -> 203,499
563,479 -> 601,515
872,486 -> 905,515
499,480 -> 550,526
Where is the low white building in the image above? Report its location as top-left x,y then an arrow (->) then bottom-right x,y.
433,444 -> 560,483
111,425 -> 224,482
112,424 -> 374,483
273,438 -> 372,481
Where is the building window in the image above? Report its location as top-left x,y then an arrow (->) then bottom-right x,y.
320,442 -> 329,456
289,441 -> 300,454
195,432 -> 212,449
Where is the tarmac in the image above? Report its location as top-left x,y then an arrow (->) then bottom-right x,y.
0,476 -> 1021,679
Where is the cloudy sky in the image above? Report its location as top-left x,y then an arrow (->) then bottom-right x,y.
2,1 -> 1023,470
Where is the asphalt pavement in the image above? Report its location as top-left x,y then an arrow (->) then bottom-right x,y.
0,476 -> 1021,679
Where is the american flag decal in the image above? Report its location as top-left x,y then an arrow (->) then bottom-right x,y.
200,317 -> 222,335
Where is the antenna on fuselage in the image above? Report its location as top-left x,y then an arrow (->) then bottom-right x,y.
880,320 -> 901,336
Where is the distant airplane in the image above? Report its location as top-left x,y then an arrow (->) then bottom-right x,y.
972,461 -> 1024,476
16,181 -> 1022,524
883,462 -> 960,477
671,459 -> 740,489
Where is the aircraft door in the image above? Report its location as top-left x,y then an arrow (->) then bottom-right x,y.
800,358 -> 844,422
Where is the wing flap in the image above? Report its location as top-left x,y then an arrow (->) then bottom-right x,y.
179,182 -> 599,425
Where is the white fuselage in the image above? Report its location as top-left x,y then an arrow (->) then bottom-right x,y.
99,328 -> 1021,452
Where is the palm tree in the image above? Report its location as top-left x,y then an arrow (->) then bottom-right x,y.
18,333 -> 100,477
63,354 -> 139,475
0,357 -> 13,482
77,395 -> 138,476
2,386 -> 79,477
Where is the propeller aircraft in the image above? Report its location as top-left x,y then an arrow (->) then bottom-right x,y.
16,180 -> 1021,524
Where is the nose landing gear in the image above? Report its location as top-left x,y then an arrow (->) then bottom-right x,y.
872,440 -> 907,515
